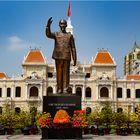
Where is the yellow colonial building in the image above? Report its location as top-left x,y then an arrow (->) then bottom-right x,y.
0,48 -> 140,113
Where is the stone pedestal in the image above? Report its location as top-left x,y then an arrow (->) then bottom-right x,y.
43,94 -> 81,117
41,127 -> 82,139
41,94 -> 82,139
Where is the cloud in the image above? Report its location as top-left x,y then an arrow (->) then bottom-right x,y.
7,36 -> 36,51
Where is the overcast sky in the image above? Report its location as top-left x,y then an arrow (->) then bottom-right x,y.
0,1 -> 140,77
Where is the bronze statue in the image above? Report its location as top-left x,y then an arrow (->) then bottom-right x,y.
45,17 -> 77,94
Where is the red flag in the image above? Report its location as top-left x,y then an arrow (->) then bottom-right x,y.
67,1 -> 71,17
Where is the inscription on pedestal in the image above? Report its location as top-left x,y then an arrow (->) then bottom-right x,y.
43,95 -> 81,117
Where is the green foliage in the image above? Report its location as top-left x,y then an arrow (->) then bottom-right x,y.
100,102 -> 113,128
87,106 -> 102,127
112,112 -> 127,128
18,111 -> 32,128
0,103 -> 32,129
131,103 -> 140,128
0,104 -> 16,128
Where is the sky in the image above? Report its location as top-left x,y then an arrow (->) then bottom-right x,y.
0,1 -> 140,77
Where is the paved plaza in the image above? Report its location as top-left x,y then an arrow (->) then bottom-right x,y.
0,135 -> 140,140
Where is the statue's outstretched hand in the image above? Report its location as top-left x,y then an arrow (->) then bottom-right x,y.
47,17 -> 53,27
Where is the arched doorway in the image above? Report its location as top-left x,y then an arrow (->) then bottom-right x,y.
0,107 -> 2,114
86,107 -> 92,115
117,108 -> 123,113
68,87 -> 72,94
76,87 -> 82,97
15,107 -> 21,114
30,86 -> 38,97
100,87 -> 109,97
136,89 -> 140,98
47,87 -> 53,95
85,87 -> 91,98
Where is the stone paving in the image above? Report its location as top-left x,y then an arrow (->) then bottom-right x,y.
0,135 -> 140,140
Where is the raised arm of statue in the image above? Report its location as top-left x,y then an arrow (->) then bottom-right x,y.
70,35 -> 77,66
45,17 -> 55,39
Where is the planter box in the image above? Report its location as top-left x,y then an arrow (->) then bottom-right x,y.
0,128 -> 5,135
6,128 -> 13,135
41,127 -> 82,139
23,127 -> 31,135
104,128 -> 111,135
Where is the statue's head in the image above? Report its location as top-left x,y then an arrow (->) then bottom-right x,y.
59,19 -> 67,32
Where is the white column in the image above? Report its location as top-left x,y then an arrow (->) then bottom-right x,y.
40,84 -> 43,100
11,84 -> 15,99
131,81 -> 135,99
114,103 -> 117,112
82,85 -> 85,101
2,84 -> 6,98
83,66 -> 85,73
96,85 -> 98,100
25,83 -> 28,99
123,83 -> 126,101
110,85 -> 113,99
131,103 -> 134,113
72,85 -> 76,94
53,86 -> 56,94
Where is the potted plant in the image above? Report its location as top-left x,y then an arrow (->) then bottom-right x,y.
113,112 -> 127,135
1,105 -> 16,135
72,110 -> 88,138
87,107 -> 102,135
53,109 -> 71,139
19,111 -> 32,135
36,112 -> 53,139
0,115 -> 6,135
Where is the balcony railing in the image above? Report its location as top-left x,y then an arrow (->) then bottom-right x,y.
98,97 -> 113,102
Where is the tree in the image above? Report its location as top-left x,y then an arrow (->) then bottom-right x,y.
87,106 -> 102,128
113,112 -> 127,128
100,102 -> 113,128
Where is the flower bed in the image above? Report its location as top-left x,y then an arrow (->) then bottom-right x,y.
37,109 -> 88,139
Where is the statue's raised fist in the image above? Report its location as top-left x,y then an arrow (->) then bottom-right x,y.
47,17 -> 53,27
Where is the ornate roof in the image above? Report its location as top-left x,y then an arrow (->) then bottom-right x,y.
132,41 -> 140,52
93,50 -> 115,65
126,75 -> 140,80
0,72 -> 7,79
23,49 -> 46,64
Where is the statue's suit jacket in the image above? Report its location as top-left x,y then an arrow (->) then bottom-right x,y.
46,27 -> 77,62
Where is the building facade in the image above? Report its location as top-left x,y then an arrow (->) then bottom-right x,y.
124,42 -> 140,75
0,48 -> 140,113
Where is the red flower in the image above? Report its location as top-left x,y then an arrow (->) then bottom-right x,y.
72,110 -> 88,128
36,112 -> 53,128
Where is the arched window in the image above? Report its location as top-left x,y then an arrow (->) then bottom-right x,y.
100,87 -> 109,97
0,107 -> 2,114
7,88 -> 11,97
136,89 -> 140,98
68,87 -> 72,94
135,107 -> 138,113
85,87 -> 91,98
30,86 -> 38,97
15,107 -> 21,114
117,88 -> 122,98
117,108 -> 123,113
0,88 -> 2,97
30,107 -> 37,116
86,107 -> 92,115
15,87 -> 21,97
76,87 -> 82,97
47,87 -> 53,95
127,89 -> 131,98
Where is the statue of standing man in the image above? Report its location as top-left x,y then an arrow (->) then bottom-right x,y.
45,17 -> 77,94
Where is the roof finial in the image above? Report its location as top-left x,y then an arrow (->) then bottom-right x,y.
67,1 -> 71,17
66,1 -> 73,34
